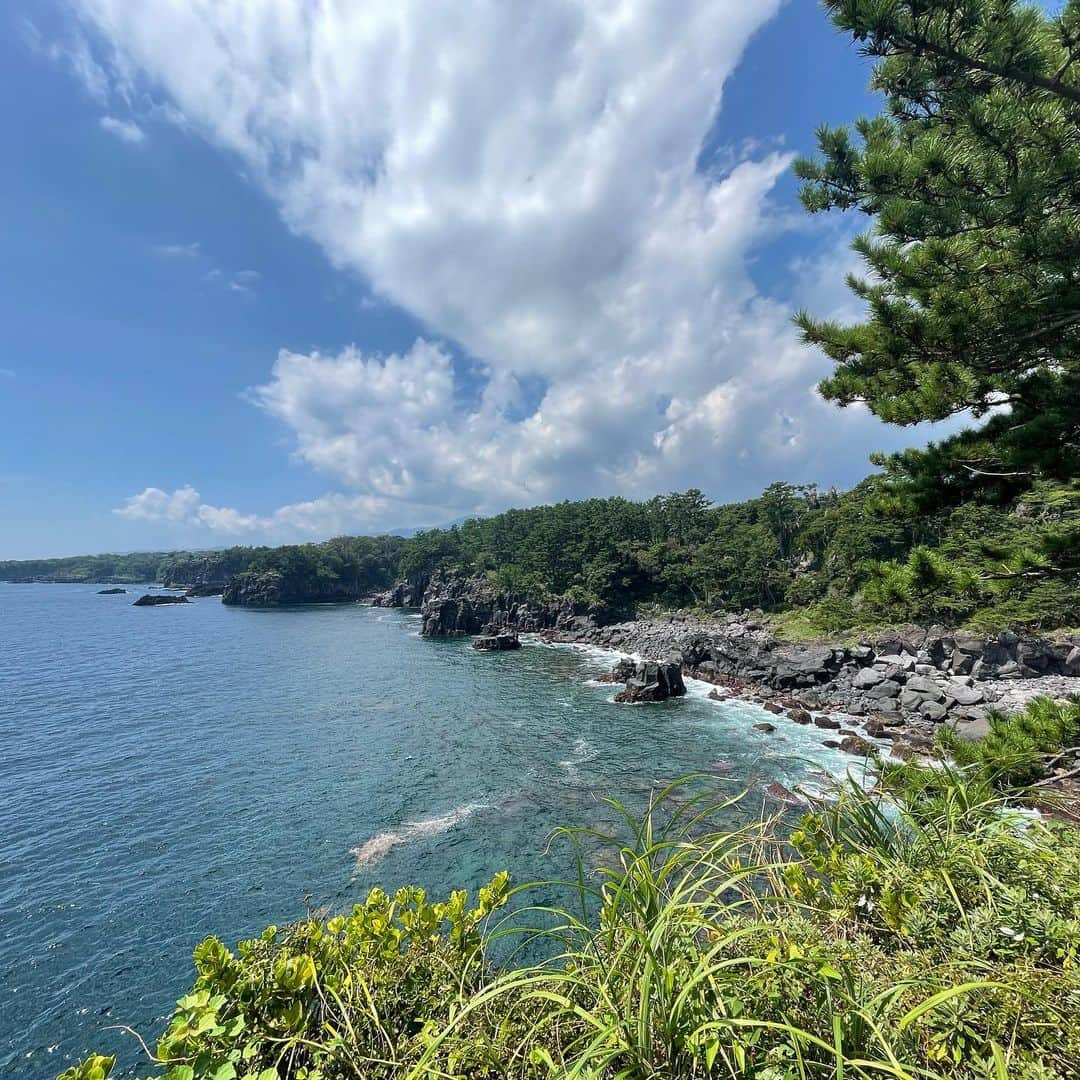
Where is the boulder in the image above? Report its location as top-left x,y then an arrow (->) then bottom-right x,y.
472,631 -> 522,651
763,701 -> 785,715
787,708 -> 813,725
765,781 -> 805,806
953,633 -> 986,656
905,674 -> 943,696
919,701 -> 948,722
852,667 -> 886,689
770,645 -> 837,688
615,660 -> 687,704
813,715 -> 841,730
890,741 -> 921,762
867,679 -> 903,699
753,722 -> 776,733
839,735 -> 875,756
97,587 -> 126,594
899,689 -> 926,711
597,658 -> 637,684
875,653 -> 915,672
944,682 -> 984,706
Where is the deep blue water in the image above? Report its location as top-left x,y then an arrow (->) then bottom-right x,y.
0,584 -> 858,1077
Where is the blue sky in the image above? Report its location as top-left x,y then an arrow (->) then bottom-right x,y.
2,0 -> 956,559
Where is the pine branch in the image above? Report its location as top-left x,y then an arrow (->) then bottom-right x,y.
889,27 -> 1080,106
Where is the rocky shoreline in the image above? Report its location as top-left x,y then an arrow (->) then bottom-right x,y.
371,573 -> 1080,766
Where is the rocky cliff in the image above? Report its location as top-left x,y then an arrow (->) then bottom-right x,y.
160,551 -> 256,590
373,572 -> 597,637
556,614 -> 1080,731
222,570 -> 368,607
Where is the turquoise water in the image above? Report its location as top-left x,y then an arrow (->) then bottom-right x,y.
0,584 -> 857,1077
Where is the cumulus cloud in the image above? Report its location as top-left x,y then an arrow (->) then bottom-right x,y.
115,485 -> 201,523
112,485 -> 418,540
72,0 -> 943,538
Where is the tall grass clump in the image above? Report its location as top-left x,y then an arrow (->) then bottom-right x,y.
61,717 -> 1080,1080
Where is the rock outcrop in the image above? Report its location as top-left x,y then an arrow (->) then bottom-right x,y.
549,615 -> 1079,731
472,627 -> 523,651
184,583 -> 224,597
370,577 -> 429,609
160,551 -> 255,591
133,593 -> 190,606
408,573 -> 595,637
222,570 -> 371,607
97,587 -> 127,594
614,659 -> 687,703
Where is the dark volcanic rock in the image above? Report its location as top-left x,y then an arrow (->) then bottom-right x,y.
222,569 -> 369,607
371,578 -> 428,608
765,781 -> 805,805
753,722 -> 776,733
133,593 -> 190,606
160,550 -> 254,592
184,583 -> 223,597
472,631 -> 522,651
614,660 -> 687,704
839,735 -> 875,756
416,572 -> 594,637
97,587 -> 126,594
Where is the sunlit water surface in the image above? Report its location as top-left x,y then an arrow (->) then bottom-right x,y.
0,584 -> 859,1076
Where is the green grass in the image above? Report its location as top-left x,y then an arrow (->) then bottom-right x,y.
61,707 -> 1080,1080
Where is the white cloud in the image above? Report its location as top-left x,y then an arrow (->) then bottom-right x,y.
111,484 -> 418,540
154,241 -> 200,258
73,0 -> 948,537
115,485 -> 201,523
99,114 -> 145,143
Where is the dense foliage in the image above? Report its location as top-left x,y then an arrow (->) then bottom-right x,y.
796,0 -> 1080,495
0,551 -> 171,584
4,479 -> 1077,630
222,537 -> 406,605
61,701 -> 1080,1079
159,550 -> 267,588
396,478 -> 1079,632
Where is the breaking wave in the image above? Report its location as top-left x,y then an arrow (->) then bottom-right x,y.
350,801 -> 490,869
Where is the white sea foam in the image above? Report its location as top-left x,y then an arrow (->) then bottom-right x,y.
559,736 -> 595,768
350,801 -> 490,869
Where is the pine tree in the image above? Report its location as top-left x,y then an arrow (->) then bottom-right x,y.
795,0 -> 1080,495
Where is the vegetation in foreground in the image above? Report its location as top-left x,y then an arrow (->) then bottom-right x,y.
61,698 -> 1080,1080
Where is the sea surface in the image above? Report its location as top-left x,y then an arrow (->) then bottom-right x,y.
0,584 -> 861,1077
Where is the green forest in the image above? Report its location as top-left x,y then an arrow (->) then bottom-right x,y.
5,475 -> 1077,634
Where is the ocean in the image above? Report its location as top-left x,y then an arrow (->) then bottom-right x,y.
0,583 -> 860,1076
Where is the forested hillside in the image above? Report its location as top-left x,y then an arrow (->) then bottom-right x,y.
8,475 -> 1074,633
0,551 -> 170,584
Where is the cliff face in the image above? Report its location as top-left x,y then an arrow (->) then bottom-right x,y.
373,572 -> 596,636
160,551 -> 255,589
222,570 -> 366,607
